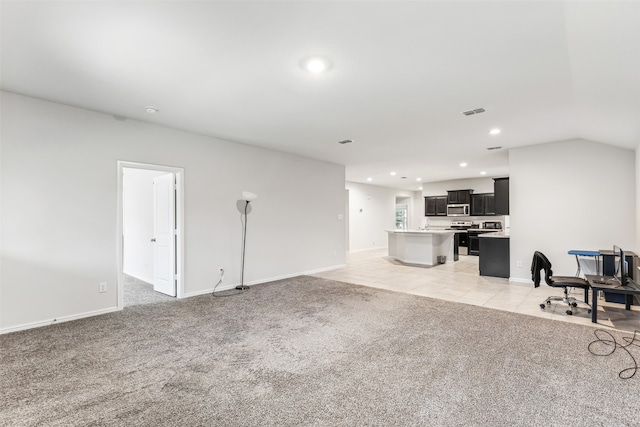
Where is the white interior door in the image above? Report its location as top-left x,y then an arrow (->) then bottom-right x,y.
152,173 -> 176,296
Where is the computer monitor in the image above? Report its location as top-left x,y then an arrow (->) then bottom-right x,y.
613,245 -> 628,285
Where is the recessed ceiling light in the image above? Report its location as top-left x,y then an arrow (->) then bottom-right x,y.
416,178 -> 422,182
418,186 -> 423,190
390,172 -> 397,176
301,56 -> 331,73
145,106 -> 158,114
367,177 -> 372,182
480,171 -> 487,175
460,162 -> 468,168
489,128 -> 501,135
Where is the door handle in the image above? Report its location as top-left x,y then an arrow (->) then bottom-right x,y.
150,238 -> 156,242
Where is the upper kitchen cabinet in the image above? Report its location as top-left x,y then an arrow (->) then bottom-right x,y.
485,193 -> 495,215
494,178 -> 509,215
447,189 -> 473,204
425,196 -> 448,216
471,193 -> 495,216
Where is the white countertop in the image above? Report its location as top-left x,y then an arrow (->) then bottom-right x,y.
425,228 -> 503,233
478,230 -> 510,238
387,229 -> 456,235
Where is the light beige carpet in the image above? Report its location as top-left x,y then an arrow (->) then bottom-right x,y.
1,276 -> 638,426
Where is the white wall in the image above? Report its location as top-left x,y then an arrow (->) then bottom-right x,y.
122,168 -> 168,283
509,139 -> 635,281
0,92 -> 346,332
421,177 -> 496,196
345,182 -> 417,252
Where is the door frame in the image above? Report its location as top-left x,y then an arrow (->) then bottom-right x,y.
116,160 -> 185,309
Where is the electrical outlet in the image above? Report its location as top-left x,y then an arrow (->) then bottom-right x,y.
99,282 -> 107,293
516,260 -> 522,268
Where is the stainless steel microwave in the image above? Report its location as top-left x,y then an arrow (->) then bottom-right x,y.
447,204 -> 470,216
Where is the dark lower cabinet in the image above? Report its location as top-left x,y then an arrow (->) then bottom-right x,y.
457,232 -> 468,247
479,237 -> 510,278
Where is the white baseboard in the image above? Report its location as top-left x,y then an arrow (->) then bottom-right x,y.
0,306 -> 121,335
4,264 -> 350,332
181,263 -> 348,298
348,246 -> 388,254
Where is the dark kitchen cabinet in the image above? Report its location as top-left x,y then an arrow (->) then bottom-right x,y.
485,194 -> 495,215
494,178 -> 509,215
457,232 -> 468,247
425,197 -> 436,216
471,194 -> 484,216
425,196 -> 448,216
447,189 -> 472,205
471,193 -> 495,216
479,236 -> 510,278
468,230 -> 493,255
435,197 -> 447,215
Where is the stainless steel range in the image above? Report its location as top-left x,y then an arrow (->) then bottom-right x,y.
448,221 -> 473,256
448,220 -> 473,230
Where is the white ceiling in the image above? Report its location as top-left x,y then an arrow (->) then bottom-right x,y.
2,1 -> 639,190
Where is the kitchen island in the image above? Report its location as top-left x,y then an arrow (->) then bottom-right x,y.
387,229 -> 456,266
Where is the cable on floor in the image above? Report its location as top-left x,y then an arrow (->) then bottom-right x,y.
588,329 -> 640,379
211,268 -> 249,298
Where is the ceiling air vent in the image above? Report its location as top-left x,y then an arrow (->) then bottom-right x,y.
337,139 -> 353,144
487,146 -> 502,151
462,107 -> 486,116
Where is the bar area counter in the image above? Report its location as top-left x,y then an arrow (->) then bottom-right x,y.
386,229 -> 456,266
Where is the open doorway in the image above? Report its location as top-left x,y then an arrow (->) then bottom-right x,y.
395,196 -> 412,230
116,161 -> 184,309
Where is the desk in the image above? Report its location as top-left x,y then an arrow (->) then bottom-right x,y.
568,250 -> 600,276
585,274 -> 640,323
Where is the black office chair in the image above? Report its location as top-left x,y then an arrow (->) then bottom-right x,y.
531,251 -> 591,315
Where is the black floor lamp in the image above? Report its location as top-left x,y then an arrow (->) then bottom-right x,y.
236,191 -> 257,290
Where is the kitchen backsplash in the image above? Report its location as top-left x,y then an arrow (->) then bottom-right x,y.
422,215 -> 506,229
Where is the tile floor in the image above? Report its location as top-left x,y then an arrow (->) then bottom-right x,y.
312,249 -> 640,333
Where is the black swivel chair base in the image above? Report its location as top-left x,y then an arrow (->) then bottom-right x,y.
539,287 -> 591,316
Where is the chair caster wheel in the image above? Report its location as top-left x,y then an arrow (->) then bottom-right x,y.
572,302 -> 577,307
540,304 -> 546,309
546,300 -> 551,305
566,310 -> 573,315
588,309 -> 592,314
